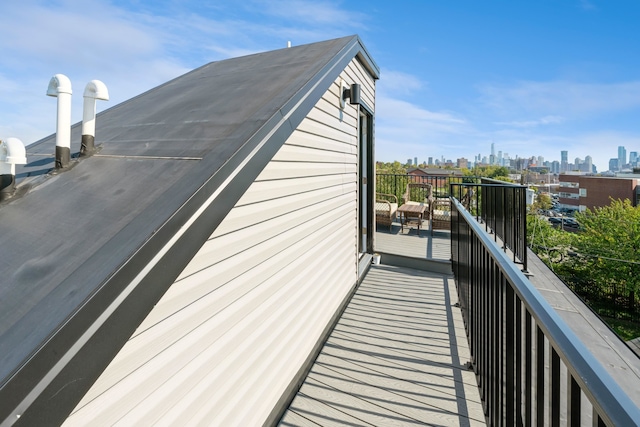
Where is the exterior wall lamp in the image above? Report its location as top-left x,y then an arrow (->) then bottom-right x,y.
343,83 -> 361,105
339,80 -> 361,109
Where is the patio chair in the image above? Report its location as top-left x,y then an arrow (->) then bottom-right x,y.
402,183 -> 433,217
431,198 -> 451,234
375,193 -> 398,231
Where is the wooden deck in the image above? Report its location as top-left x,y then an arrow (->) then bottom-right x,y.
375,220 -> 451,262
278,264 -> 486,426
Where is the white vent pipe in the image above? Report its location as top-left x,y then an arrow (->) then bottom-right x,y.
47,74 -> 72,168
0,137 -> 27,198
81,80 -> 109,155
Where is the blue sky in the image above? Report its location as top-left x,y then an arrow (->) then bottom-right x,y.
1,0 -> 639,172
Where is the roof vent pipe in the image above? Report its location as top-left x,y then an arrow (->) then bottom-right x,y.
80,80 -> 109,156
0,137 -> 27,199
47,74 -> 72,169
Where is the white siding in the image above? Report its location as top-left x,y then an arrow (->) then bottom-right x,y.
64,58 -> 375,426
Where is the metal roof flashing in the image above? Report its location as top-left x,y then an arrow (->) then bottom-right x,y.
0,35 -> 378,425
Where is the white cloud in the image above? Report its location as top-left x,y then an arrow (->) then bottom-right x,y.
495,115 -> 565,128
0,1 -> 199,144
254,0 -> 368,29
0,2 -> 160,68
377,70 -> 425,97
375,93 -> 475,163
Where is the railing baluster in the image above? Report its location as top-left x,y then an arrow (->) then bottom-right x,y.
536,325 -> 545,427
515,296 -> 523,427
506,282 -> 516,426
550,347 -> 561,427
525,310 -> 532,427
567,374 -> 581,427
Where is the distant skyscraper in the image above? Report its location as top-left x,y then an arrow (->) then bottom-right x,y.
561,150 -> 568,172
428,156 -> 433,165
630,151 -> 638,166
585,155 -> 593,173
407,158 -> 412,166
414,157 -> 418,166
618,146 -> 627,168
609,158 -> 619,172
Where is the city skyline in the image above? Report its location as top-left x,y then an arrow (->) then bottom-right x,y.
1,2 -> 640,174
403,142 -> 639,174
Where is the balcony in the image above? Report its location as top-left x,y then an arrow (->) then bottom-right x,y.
278,176 -> 640,426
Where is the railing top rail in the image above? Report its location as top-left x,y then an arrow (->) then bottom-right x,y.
452,182 -> 528,189
479,177 -> 525,187
452,198 -> 640,425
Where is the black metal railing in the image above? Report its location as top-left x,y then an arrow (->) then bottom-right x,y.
451,179 -> 528,271
451,198 -> 640,426
376,173 -> 477,202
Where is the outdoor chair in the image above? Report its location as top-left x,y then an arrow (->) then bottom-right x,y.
431,198 -> 452,234
402,182 -> 433,219
375,193 -> 398,231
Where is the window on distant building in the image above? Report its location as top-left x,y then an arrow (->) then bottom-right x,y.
559,192 -> 579,199
579,188 -> 587,197
559,182 -> 579,188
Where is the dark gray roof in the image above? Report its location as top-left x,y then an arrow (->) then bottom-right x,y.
0,35 -> 378,425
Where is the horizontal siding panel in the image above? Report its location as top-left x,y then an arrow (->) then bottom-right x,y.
137,235 -> 353,425
285,127 -> 358,155
344,60 -> 375,107
295,117 -> 357,146
325,59 -> 375,112
142,213 -> 356,364
314,96 -> 358,124
315,88 -> 359,123
254,160 -> 357,181
234,174 -> 351,206
66,220 -> 356,426
164,240 -> 355,425
304,106 -> 357,136
178,192 -> 356,279
270,143 -> 357,164
212,180 -> 356,234
192,254 -> 355,425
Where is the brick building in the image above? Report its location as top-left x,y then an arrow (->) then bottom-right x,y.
558,173 -> 640,211
407,167 -> 463,178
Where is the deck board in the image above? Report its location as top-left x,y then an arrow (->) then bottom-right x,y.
278,265 -> 486,426
375,221 -> 451,261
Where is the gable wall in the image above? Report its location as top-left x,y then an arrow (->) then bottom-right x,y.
64,57 -> 375,426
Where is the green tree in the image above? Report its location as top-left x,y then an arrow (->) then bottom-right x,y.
527,215 -> 575,263
528,198 -> 640,331
572,199 -> 640,295
376,161 -> 406,174
468,165 -> 512,181
531,193 -> 552,212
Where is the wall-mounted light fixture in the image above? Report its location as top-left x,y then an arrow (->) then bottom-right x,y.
339,80 -> 362,110
342,83 -> 361,106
